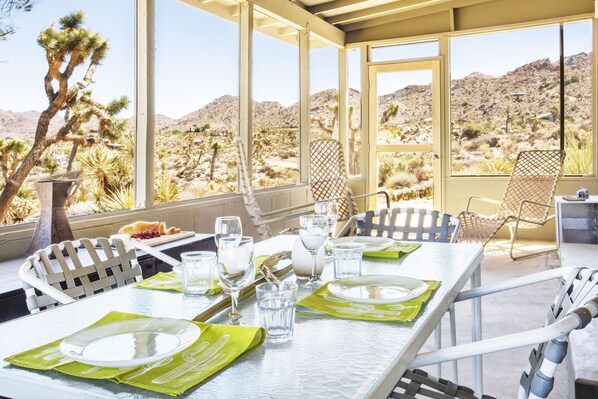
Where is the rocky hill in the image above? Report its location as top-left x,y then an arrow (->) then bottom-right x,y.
0,53 -> 591,141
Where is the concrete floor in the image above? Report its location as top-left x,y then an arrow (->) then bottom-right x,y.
419,240 -> 568,398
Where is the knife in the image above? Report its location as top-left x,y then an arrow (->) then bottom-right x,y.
193,252 -> 293,322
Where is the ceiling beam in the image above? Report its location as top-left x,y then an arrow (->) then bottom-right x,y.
254,0 -> 345,47
307,0 -> 366,15
327,0 -> 448,25
341,0 -> 492,31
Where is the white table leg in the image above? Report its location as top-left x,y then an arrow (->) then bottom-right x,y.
472,263 -> 483,392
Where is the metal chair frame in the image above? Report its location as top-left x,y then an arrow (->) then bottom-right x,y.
390,267 -> 598,399
458,150 -> 565,260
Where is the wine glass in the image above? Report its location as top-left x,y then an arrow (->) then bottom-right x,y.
217,236 -> 254,324
299,215 -> 328,286
314,200 -> 338,237
214,216 -> 242,246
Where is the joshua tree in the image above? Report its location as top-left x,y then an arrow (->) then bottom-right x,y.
0,138 -> 28,184
0,0 -> 36,40
209,141 -> 221,180
0,12 -> 128,225
379,102 -> 400,125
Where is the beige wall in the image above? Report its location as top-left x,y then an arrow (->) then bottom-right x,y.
0,185 -> 312,262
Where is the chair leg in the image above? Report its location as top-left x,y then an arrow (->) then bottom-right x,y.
434,322 -> 442,377
508,222 -> 557,261
449,304 -> 459,383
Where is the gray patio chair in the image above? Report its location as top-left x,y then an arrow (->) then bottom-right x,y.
337,207 -> 460,243
337,207 -> 461,379
458,149 -> 565,260
390,266 -> 598,399
19,237 -> 165,313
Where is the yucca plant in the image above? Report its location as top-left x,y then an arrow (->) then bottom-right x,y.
78,146 -> 116,191
479,158 -> 514,175
564,129 -> 592,175
154,173 -> 181,204
100,186 -> 134,212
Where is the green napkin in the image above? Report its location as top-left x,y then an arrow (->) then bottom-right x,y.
4,311 -> 265,396
363,242 -> 421,258
297,280 -> 440,322
133,271 -> 222,295
133,255 -> 270,294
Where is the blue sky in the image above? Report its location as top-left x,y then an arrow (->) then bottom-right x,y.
0,0 -> 592,118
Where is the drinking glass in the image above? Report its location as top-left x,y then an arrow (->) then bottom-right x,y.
299,215 -> 328,285
217,236 -> 254,324
314,200 -> 338,237
214,216 -> 242,246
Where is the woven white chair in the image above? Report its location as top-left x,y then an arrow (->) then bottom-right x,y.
391,266 -> 598,399
458,150 -> 565,260
20,237 -> 150,313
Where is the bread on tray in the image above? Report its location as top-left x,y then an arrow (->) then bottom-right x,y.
118,221 -> 181,239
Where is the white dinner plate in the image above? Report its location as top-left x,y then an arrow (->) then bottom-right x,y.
60,318 -> 201,368
329,236 -> 394,252
328,275 -> 429,305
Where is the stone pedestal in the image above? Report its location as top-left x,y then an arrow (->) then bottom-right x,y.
27,179 -> 78,255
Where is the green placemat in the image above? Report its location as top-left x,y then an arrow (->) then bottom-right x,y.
4,311 -> 265,396
297,280 -> 440,322
363,242 -> 421,259
134,272 -> 222,295
134,255 -> 270,294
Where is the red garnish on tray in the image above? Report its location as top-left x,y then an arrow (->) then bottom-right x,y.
134,228 -> 161,240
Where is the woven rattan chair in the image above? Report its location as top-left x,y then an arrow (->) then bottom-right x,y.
310,139 -> 390,227
19,238 -> 144,313
458,150 -> 565,260
390,266 -> 598,399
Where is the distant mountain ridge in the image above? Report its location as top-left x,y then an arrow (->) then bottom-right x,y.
0,52 -> 591,141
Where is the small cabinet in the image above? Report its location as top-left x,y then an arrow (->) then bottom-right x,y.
555,196 -> 598,247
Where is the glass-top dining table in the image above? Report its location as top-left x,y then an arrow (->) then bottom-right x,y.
0,235 -> 484,399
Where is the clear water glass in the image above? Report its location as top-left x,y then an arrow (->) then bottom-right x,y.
217,236 -> 254,324
331,243 -> 365,279
181,251 -> 216,294
299,215 -> 328,285
214,216 -> 242,246
256,282 -> 298,343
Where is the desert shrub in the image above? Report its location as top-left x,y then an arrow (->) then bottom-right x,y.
6,196 -> 35,224
460,122 -> 483,140
479,158 -> 513,174
487,137 -> 500,147
564,129 -> 592,175
385,172 -> 417,189
378,158 -> 394,186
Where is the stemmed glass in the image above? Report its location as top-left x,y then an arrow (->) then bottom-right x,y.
299,215 -> 328,286
314,200 -> 338,237
216,236 -> 254,324
214,216 -> 242,246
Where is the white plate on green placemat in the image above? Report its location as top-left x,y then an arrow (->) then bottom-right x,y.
328,275 -> 428,305
329,236 -> 394,252
60,318 -> 200,368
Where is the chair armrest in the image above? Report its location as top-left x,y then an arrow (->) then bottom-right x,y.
349,190 -> 391,209
466,196 -> 501,212
411,311 -> 583,368
455,267 -> 581,302
514,199 -> 554,224
336,213 -> 366,237
19,262 -> 75,305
